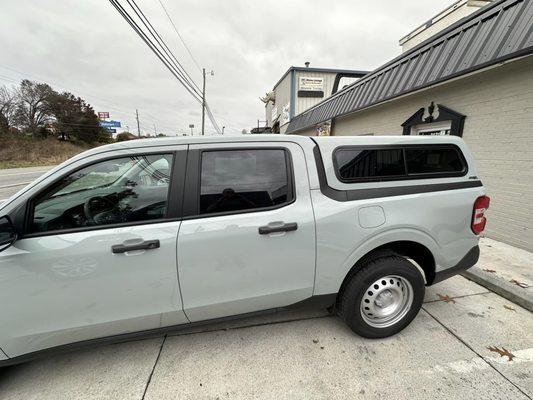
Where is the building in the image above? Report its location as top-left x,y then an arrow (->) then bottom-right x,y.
260,64 -> 369,134
285,0 -> 533,251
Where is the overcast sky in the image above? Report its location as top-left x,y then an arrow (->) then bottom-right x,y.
1,0 -> 453,136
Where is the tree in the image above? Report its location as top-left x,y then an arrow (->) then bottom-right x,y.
46,91 -> 107,143
0,86 -> 18,134
15,79 -> 54,137
116,131 -> 137,142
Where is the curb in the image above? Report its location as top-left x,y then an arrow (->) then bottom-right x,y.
461,266 -> 533,312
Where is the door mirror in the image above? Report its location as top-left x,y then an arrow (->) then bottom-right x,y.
0,216 -> 17,252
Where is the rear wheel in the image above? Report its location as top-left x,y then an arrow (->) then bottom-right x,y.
338,254 -> 425,338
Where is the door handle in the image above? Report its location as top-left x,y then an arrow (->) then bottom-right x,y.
258,222 -> 298,235
112,239 -> 160,254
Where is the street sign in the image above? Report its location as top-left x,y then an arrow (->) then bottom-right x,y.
106,128 -> 117,134
99,120 -> 121,128
98,112 -> 110,119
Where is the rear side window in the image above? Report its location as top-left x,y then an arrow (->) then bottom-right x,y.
405,147 -> 464,174
334,145 -> 466,182
199,149 -> 292,215
335,149 -> 406,180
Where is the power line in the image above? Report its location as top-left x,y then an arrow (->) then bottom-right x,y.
108,0 -> 202,102
108,0 -> 221,134
157,0 -> 202,73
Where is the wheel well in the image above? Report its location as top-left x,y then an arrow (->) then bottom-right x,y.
336,241 -> 436,308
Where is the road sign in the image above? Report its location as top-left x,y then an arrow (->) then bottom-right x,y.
106,128 -> 117,134
99,120 -> 121,128
98,112 -> 110,119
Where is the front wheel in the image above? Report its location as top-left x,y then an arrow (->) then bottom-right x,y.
338,254 -> 425,338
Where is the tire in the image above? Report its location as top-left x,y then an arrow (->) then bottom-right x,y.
338,254 -> 425,338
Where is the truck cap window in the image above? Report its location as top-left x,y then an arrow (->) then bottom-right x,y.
200,149 -> 290,215
31,154 -> 174,233
405,147 -> 464,174
335,149 -> 405,180
334,145 -> 466,182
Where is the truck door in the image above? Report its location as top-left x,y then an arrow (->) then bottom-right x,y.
177,142 -> 316,322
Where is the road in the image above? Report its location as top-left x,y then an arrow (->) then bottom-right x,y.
0,275 -> 531,400
0,166 -> 53,202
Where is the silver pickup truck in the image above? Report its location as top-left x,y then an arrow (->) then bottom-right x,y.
0,134 -> 488,365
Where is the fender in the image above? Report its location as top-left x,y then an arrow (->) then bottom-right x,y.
314,226 -> 442,295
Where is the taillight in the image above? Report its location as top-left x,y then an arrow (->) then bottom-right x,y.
471,195 -> 490,235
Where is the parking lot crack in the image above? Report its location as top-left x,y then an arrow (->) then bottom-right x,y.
421,307 -> 532,399
141,335 -> 167,400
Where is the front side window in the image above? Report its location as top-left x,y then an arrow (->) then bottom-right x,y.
199,149 -> 291,215
31,154 -> 173,233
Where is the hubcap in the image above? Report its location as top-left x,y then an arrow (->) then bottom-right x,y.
360,275 -> 414,328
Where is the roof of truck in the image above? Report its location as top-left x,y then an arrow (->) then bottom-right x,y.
84,134 -> 467,158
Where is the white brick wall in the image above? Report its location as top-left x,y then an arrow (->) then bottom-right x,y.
324,56 -> 533,251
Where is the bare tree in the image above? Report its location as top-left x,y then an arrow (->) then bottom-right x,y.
0,85 -> 17,134
15,79 -> 54,137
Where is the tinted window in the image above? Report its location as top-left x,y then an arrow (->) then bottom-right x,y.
406,147 -> 465,174
335,149 -> 405,180
200,149 -> 290,214
32,154 -> 173,233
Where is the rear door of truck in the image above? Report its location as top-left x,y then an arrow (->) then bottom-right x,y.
176,141 -> 316,322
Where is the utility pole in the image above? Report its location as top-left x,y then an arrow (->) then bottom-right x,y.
153,123 -> 157,137
135,109 -> 141,138
201,68 -> 206,136
222,126 -> 225,135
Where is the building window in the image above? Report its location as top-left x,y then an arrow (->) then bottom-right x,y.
402,102 -> 465,137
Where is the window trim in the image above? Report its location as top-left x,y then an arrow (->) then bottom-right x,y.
181,147 -> 296,220
22,151 -> 185,239
332,144 -> 468,183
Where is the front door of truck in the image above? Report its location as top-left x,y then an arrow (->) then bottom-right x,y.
177,142 -> 316,322
0,149 -> 188,357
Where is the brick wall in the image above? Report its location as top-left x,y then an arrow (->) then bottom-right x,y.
329,56 -> 533,251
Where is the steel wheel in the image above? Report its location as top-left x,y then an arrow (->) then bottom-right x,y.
360,275 -> 414,328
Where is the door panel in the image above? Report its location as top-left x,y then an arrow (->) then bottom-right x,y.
0,222 -> 186,357
178,143 -> 316,322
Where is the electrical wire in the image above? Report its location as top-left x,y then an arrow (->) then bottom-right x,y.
157,0 -> 202,73
108,0 -> 221,134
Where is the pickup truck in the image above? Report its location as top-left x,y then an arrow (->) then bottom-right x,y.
0,134 -> 488,365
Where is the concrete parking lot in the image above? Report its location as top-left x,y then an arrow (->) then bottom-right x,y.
0,276 -> 531,400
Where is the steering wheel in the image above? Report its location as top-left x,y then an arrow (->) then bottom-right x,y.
84,196 -> 115,225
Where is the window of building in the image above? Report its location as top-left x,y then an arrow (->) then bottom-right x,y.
199,149 -> 291,215
31,154 -> 173,233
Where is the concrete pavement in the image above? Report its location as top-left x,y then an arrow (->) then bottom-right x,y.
0,276 -> 531,400
0,166 -> 53,201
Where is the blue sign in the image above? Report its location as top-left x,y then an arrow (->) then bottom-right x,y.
106,128 -> 117,134
99,120 -> 121,128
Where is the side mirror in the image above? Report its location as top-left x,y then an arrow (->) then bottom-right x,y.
0,216 -> 17,252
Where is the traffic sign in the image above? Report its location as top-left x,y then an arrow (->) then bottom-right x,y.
99,120 -> 121,128
106,128 -> 117,134
98,112 -> 110,119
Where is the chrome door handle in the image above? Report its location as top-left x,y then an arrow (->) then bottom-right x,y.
112,239 -> 160,254
258,222 -> 298,235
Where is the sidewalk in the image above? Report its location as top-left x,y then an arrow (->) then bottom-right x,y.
462,237 -> 533,311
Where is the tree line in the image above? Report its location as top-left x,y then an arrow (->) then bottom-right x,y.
0,80 -> 112,144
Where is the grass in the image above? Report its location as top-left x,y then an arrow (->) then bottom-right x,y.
0,135 -> 92,169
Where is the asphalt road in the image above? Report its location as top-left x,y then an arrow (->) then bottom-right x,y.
0,276 -> 531,400
0,166 -> 53,202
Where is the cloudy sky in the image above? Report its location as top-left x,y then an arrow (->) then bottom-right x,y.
1,0 -> 452,136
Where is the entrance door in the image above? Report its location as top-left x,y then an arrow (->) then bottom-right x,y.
178,142 -> 316,321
